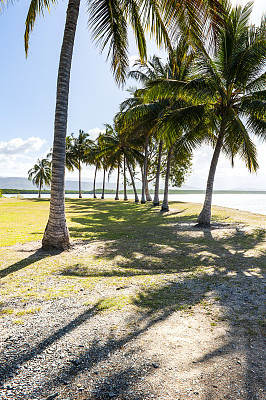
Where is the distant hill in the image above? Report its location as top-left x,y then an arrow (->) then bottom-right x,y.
4,177 -> 262,192
0,177 -> 201,191
0,177 -> 91,191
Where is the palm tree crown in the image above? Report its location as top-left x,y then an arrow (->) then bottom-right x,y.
28,158 -> 52,198
151,1 -> 266,224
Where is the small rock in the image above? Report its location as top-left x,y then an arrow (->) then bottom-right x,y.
70,359 -> 80,366
194,391 -> 199,395
46,394 -> 59,400
152,362 -> 160,368
212,385 -> 218,388
61,379 -> 70,385
108,391 -> 117,398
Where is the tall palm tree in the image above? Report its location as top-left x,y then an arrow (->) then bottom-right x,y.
23,0 -> 224,249
149,2 -> 266,225
28,158 -> 52,198
65,135 -> 79,173
71,130 -> 93,198
84,140 -> 103,199
99,122 -> 143,202
126,39 -> 196,207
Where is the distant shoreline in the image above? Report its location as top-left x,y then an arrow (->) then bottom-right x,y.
2,188 -> 266,195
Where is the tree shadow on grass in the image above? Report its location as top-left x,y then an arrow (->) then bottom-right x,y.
0,248 -> 55,279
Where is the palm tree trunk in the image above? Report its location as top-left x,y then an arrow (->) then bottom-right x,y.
126,159 -> 139,203
42,0 -> 80,250
145,178 -> 152,201
153,140 -> 163,206
123,154 -> 128,201
161,146 -> 173,212
197,124 -> 226,226
93,165 -> 97,198
141,138 -> 149,204
78,159 -> 82,198
115,164 -> 120,200
38,180 -> 42,199
101,169 -> 106,199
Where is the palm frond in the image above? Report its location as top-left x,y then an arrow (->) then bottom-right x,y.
225,110 -> 259,172
88,0 -> 129,84
25,0 -> 57,56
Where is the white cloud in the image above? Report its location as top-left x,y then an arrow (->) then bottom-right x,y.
186,142 -> 266,190
87,127 -> 105,141
0,137 -> 46,156
0,137 -> 46,177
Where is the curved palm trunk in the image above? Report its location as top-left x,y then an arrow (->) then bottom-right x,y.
161,146 -> 172,212
115,164 -> 120,200
101,169 -> 106,199
141,138 -> 149,204
93,165 -> 97,198
123,155 -> 128,201
153,140 -> 163,206
197,124 -> 225,226
78,159 -> 82,198
126,159 -> 139,203
42,0 -> 80,250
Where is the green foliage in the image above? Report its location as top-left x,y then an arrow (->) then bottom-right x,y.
28,157 -> 51,196
166,147 -> 193,188
150,3 -> 266,172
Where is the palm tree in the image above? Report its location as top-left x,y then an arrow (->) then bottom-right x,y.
84,140 -> 102,199
126,39 -> 196,207
71,130 -> 93,198
149,2 -> 266,225
161,146 -> 173,211
120,88 -> 161,204
98,122 -> 143,202
28,158 -> 52,198
23,0 -> 223,249
65,135 -> 79,173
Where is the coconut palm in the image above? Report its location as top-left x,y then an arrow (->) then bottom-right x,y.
23,0 -> 224,249
120,88 -> 161,204
88,146 -> 101,199
71,130 -> 93,198
125,39 -> 196,207
28,158 -> 52,198
148,2 -> 266,225
99,122 -> 143,202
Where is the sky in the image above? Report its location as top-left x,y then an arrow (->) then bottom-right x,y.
0,0 -> 266,190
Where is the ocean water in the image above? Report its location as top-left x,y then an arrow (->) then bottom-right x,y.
4,192 -> 266,216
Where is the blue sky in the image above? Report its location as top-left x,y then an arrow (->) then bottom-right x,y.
1,0 -> 266,190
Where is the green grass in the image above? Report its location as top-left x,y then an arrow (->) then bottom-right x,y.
0,198 -> 265,330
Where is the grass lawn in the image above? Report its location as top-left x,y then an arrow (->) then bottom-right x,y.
0,197 -> 265,323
